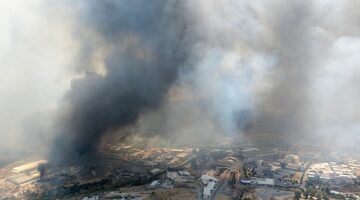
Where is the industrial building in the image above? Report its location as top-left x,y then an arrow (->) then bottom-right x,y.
11,160 -> 47,173
7,171 -> 40,186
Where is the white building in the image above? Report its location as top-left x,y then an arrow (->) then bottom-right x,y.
201,174 -> 218,184
257,178 -> 275,186
150,180 -> 159,187
12,160 -> 47,173
203,181 -> 216,199
178,170 -> 190,176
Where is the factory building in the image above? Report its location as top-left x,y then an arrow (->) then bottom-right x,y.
11,160 -> 47,173
7,171 -> 40,186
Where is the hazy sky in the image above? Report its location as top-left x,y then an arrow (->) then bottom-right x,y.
0,1 -> 76,151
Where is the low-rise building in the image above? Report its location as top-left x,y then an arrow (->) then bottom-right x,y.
240,178 -> 275,186
203,181 -> 215,199
200,174 -> 218,184
12,160 -> 47,173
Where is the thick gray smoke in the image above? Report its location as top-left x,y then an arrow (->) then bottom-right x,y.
245,1 -> 315,140
41,0 -> 360,163
2,0 -> 360,166
246,1 -> 360,144
50,1 -> 190,163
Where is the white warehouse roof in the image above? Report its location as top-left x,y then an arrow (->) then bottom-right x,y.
12,160 -> 47,173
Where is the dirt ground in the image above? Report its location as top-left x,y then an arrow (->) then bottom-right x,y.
215,193 -> 231,200
144,188 -> 197,200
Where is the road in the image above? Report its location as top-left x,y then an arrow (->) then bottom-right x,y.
210,170 -> 228,200
301,169 -> 307,189
211,161 -> 242,200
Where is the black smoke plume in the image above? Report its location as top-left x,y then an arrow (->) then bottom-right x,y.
49,0 -> 360,164
37,163 -> 48,178
50,1 -> 189,164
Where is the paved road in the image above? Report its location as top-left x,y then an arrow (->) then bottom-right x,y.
301,169 -> 307,189
211,161 -> 242,200
210,170 -> 228,200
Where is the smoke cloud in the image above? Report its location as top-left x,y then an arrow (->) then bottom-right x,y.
50,0 -> 360,163
1,1 -> 359,164
50,1 -> 191,163
0,0 -> 76,160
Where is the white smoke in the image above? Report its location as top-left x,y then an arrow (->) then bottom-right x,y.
311,36 -> 360,144
184,49 -> 274,134
0,0 -> 77,152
